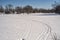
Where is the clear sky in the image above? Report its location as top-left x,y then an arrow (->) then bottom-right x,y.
0,0 -> 60,9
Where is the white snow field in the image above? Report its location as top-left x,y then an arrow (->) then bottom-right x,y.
0,13 -> 60,40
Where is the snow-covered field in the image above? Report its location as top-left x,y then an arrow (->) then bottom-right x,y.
0,13 -> 60,40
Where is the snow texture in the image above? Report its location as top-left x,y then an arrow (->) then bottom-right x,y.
0,13 -> 60,40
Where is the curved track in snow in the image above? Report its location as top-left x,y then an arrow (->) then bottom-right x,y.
0,15 -> 58,40
32,20 -> 52,40
20,20 -> 56,40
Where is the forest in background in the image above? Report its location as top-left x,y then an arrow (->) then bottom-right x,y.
0,1 -> 60,14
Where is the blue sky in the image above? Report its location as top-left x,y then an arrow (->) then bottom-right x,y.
0,0 -> 60,9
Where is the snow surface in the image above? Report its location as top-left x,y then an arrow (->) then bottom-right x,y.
0,13 -> 60,40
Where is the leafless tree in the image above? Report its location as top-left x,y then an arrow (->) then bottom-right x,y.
5,4 -> 14,14
0,5 -> 4,13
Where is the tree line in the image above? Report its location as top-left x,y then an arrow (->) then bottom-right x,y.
0,3 -> 60,14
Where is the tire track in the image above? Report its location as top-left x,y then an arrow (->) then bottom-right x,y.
18,20 -> 56,40
32,20 -> 53,40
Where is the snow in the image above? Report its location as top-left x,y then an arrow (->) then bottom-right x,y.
0,13 -> 60,40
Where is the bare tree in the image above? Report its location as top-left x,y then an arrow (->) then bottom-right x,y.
5,4 -> 14,14
52,1 -> 60,14
15,6 -> 22,14
23,5 -> 33,14
0,5 -> 4,13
